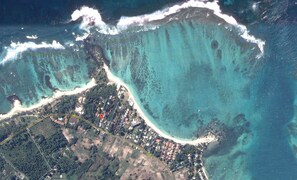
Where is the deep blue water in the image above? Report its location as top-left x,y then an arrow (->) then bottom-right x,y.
1,0 -> 297,179
0,0 -> 182,24
248,25 -> 297,179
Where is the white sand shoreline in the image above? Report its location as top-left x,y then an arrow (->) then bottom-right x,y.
103,64 -> 217,145
0,65 -> 217,145
0,78 -> 97,121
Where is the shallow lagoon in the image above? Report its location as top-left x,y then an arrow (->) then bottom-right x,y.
0,27 -> 94,114
1,0 -> 297,179
94,7 -> 297,178
96,10 -> 260,139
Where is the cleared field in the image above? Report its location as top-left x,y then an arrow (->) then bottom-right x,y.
30,118 -> 57,139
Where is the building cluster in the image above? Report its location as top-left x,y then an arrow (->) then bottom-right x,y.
50,114 -> 80,128
50,41 -> 213,179
49,82 -> 210,179
75,96 -> 86,115
85,84 -> 210,179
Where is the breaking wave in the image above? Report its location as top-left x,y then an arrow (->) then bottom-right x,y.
0,40 -> 65,65
71,0 -> 265,56
26,35 -> 38,39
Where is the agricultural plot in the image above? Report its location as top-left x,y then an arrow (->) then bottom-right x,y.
30,118 -> 57,138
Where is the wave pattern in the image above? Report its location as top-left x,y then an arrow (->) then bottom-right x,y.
95,12 -> 260,139
0,46 -> 93,114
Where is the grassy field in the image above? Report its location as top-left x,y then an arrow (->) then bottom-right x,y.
30,118 -> 57,138
0,115 -> 186,179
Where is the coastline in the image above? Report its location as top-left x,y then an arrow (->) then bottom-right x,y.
72,0 -> 264,57
0,78 -> 97,121
103,64 -> 217,145
0,63 -> 216,146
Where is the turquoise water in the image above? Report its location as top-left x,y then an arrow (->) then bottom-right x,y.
96,11 -> 260,139
0,48 -> 92,113
0,28 -> 94,113
1,0 -> 297,179
93,7 -> 297,178
247,25 -> 297,180
203,25 -> 297,179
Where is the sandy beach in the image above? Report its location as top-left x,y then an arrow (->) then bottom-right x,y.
103,64 -> 217,145
0,64 -> 216,145
0,78 -> 97,121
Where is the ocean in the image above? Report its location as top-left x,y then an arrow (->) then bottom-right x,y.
1,0 -> 297,179
0,26 -> 96,113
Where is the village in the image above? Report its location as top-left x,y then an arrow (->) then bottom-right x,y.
48,82 -> 212,180
0,37 -> 216,180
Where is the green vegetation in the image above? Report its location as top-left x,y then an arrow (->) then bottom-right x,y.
0,132 -> 49,179
72,159 -> 94,178
55,96 -> 78,115
0,116 -> 36,143
0,110 -> 175,180
94,69 -> 108,84
83,85 -> 116,121
0,156 -> 5,172
30,119 -> 82,176
30,118 -> 57,138
0,157 -> 21,180
0,127 -> 10,142
85,155 -> 120,180
29,119 -> 72,174
130,149 -> 140,159
0,48 -> 184,179
55,155 -> 78,174
78,120 -> 92,130
38,130 -> 68,156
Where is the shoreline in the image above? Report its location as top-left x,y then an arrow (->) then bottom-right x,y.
0,78 -> 97,121
0,64 -> 217,145
103,64 -> 217,145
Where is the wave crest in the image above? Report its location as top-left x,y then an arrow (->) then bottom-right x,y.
26,35 -> 38,39
71,0 -> 265,56
0,40 -> 65,65
71,6 -> 118,35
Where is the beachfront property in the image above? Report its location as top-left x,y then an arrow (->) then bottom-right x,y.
77,79 -> 213,179
45,79 -> 211,179
0,36 -> 215,180
81,40 -> 215,179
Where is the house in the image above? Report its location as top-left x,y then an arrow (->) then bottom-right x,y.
68,115 -> 79,126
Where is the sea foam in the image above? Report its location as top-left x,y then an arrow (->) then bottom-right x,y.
71,6 -> 118,35
26,35 -> 38,39
0,79 -> 97,121
0,40 -> 65,64
71,0 -> 265,56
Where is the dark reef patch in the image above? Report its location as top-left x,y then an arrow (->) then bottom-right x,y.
7,94 -> 22,105
45,75 -> 58,91
211,40 -> 219,49
84,37 -> 110,67
143,103 -> 159,120
287,122 -> 297,136
216,49 -> 222,60
203,114 -> 250,157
